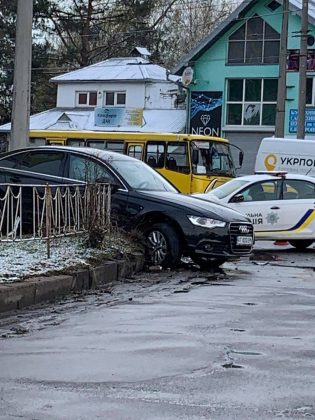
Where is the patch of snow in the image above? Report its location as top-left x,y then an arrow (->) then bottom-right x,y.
0,236 -> 109,283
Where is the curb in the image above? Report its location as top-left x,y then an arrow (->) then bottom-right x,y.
0,253 -> 144,314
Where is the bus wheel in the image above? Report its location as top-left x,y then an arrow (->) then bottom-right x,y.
289,240 -> 314,250
145,223 -> 181,268
191,256 -> 227,270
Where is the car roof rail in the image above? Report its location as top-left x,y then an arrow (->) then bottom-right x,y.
254,170 -> 288,178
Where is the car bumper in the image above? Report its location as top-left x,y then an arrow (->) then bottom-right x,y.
184,222 -> 254,259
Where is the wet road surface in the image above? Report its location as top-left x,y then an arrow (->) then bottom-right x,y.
0,243 -> 315,419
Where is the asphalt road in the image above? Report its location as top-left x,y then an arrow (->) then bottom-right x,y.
0,243 -> 315,419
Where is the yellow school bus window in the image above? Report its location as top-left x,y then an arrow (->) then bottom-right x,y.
166,142 -> 189,174
29,137 -> 46,146
68,138 -> 85,147
86,140 -> 125,153
146,142 -> 165,168
87,140 -> 106,150
106,141 -> 124,153
128,145 -> 142,160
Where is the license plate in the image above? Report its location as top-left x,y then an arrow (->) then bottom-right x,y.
236,236 -> 253,246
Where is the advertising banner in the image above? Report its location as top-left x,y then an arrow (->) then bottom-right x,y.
95,107 -> 143,127
289,108 -> 315,133
190,91 -> 223,136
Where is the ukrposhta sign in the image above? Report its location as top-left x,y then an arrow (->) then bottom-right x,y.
190,91 -> 223,136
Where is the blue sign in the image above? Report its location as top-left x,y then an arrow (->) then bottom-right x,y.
190,91 -> 223,136
289,108 -> 315,133
95,107 -> 143,127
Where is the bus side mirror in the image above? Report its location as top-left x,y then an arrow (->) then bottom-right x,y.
230,144 -> 244,169
239,151 -> 244,167
192,149 -> 199,165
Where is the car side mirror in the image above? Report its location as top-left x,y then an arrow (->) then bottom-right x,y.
95,177 -> 121,193
109,183 -> 121,194
192,149 -> 199,165
230,194 -> 244,203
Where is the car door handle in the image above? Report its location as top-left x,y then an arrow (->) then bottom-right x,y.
270,206 -> 280,210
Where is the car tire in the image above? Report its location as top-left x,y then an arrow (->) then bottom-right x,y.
191,256 -> 227,270
145,222 -> 181,268
288,240 -> 314,250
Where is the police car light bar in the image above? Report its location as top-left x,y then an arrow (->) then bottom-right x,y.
254,171 -> 288,177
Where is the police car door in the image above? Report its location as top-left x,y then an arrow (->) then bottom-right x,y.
228,179 -> 285,236
279,179 -> 315,237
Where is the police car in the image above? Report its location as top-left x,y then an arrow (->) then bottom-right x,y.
194,172 -> 315,249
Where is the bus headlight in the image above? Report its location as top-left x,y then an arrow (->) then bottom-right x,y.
188,215 -> 226,229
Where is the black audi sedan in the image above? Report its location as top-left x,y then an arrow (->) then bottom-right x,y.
0,146 -> 254,268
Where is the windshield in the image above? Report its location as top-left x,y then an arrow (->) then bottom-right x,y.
110,159 -> 178,192
191,141 -> 235,177
209,178 -> 249,199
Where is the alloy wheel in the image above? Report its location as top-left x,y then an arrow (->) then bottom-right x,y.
147,230 -> 168,265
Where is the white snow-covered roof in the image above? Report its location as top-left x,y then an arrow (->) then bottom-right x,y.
51,57 -> 179,83
132,47 -> 151,57
290,0 -> 315,24
0,108 -> 186,133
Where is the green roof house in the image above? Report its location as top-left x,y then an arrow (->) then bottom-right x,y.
174,0 -> 315,173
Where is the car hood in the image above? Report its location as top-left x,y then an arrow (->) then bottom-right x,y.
138,191 -> 250,222
193,193 -> 222,204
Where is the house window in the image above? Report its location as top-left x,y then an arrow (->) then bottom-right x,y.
76,91 -> 97,106
287,49 -> 315,71
226,78 -> 278,126
228,15 -> 280,65
104,91 -> 126,106
266,0 -> 280,11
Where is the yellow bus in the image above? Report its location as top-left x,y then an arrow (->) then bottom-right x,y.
28,130 -> 244,194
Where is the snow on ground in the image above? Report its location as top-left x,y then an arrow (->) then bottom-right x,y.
0,235 -> 130,283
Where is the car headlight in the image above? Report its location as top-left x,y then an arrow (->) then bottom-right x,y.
188,215 -> 226,229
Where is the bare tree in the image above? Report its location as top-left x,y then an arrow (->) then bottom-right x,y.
156,0 -> 234,68
41,0 -> 235,69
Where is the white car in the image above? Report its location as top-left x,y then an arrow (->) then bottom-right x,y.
194,172 -> 315,249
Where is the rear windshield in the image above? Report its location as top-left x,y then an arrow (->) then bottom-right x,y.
110,159 -> 178,192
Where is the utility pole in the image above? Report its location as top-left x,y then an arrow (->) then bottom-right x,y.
275,0 -> 289,138
297,0 -> 308,139
10,0 -> 33,150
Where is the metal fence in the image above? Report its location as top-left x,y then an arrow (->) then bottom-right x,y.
0,183 -> 111,245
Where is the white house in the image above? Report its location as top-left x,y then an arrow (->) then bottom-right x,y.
0,52 -> 186,139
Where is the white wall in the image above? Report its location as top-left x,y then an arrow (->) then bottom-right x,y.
55,81 -> 179,110
56,82 -> 146,108
145,82 -> 179,109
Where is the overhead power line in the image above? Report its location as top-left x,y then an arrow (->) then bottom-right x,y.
6,7 -> 299,44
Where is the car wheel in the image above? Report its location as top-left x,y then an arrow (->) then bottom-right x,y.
145,223 -> 181,268
191,256 -> 227,270
288,240 -> 314,250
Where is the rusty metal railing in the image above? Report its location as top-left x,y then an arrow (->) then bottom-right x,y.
0,183 -> 111,251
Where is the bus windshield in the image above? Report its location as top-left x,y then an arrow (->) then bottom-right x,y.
191,141 -> 235,177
